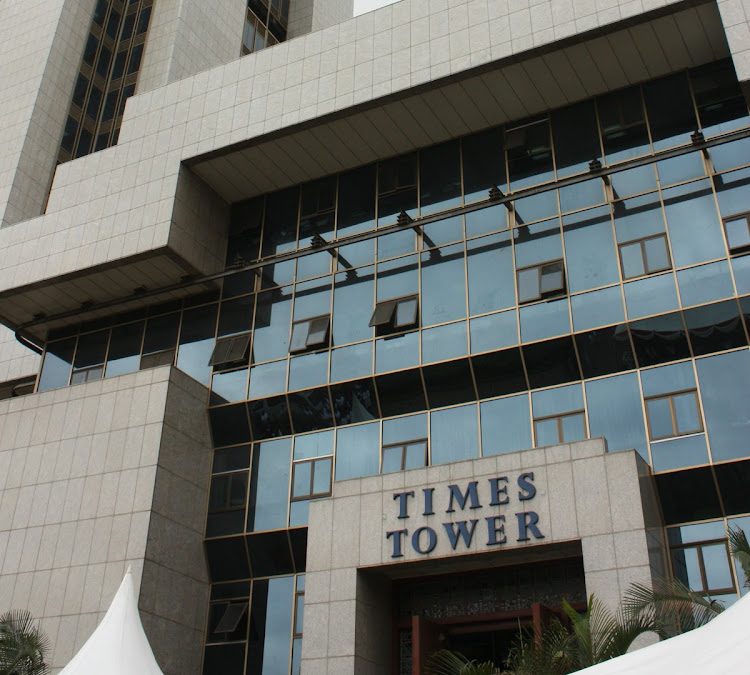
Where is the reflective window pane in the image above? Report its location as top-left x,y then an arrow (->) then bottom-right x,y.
430,404 -> 479,465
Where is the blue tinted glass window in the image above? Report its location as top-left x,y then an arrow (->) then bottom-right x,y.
248,438 -> 291,531
563,206 -> 619,292
696,351 -> 750,462
335,422 -> 379,480
586,373 -> 648,459
677,260 -> 735,308
430,404 -> 479,465
467,232 -> 514,314
480,394 -> 531,456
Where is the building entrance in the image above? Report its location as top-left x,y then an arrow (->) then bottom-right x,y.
393,558 -> 586,674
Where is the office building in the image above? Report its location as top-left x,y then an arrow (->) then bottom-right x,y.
0,0 -> 749,673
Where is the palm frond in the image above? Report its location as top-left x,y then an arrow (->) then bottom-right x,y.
727,526 -> 750,589
0,610 -> 49,675
502,620 -> 574,675
425,649 -> 498,675
622,578 -> 723,633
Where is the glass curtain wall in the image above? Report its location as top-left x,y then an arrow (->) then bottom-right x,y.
35,59 -> 750,673
59,0 -> 153,162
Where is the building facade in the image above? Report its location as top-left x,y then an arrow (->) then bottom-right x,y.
0,0 -> 749,673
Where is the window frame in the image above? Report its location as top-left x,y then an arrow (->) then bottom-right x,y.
516,259 -> 566,304
290,456 -> 333,501
645,389 -> 704,441
381,438 -> 428,473
209,333 -> 252,368
369,295 -> 420,334
532,410 -> 586,446
618,233 -> 672,279
670,537 -> 736,597
289,315 -> 331,354
208,471 -> 249,514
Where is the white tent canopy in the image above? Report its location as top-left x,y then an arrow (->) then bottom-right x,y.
575,592 -> 750,674
59,568 -> 164,675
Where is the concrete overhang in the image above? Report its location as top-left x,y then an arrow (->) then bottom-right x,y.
0,0 -> 731,343
187,0 -> 729,202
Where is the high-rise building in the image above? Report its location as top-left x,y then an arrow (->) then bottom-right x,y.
0,0 -> 749,673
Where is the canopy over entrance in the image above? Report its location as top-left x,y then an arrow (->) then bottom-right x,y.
59,569 -> 164,675
576,592 -> 750,674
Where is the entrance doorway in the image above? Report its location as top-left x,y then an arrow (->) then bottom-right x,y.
392,558 -> 586,675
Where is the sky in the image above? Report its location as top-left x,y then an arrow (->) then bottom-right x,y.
353,0 -> 401,16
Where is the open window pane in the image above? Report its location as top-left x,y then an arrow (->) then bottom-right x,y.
517,267 -> 540,302
404,442 -> 426,469
561,413 -> 586,442
381,446 -> 402,473
290,322 -> 310,352
620,241 -> 646,278
292,461 -> 312,498
394,297 -> 418,328
214,602 -> 248,634
306,317 -> 329,347
369,300 -> 396,327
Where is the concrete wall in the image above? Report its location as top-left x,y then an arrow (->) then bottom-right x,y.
0,366 -> 213,674
138,0 -> 247,94
0,0 -> 96,229
302,439 -> 667,674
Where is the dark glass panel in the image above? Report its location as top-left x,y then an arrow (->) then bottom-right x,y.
246,577 -> 295,674
247,438 -> 291,532
422,358 -> 475,408
177,304 -> 217,386
462,127 -> 505,202
331,379 -> 378,425
655,468 -> 723,525
213,446 -> 251,474
38,338 -> 76,392
715,461 -> 750,515
112,49 -> 127,79
337,164 -> 376,266
690,59 -> 750,135
288,388 -> 334,434
205,537 -> 250,582
643,72 -> 697,150
83,34 -> 98,66
684,301 -> 746,356
72,73 -> 88,110
218,296 -> 253,338
289,528 -> 307,571
127,43 -> 144,74
247,396 -> 292,439
210,404 -> 251,447
203,644 -> 246,674
522,337 -> 580,389
575,325 -> 635,378
96,43 -> 112,79
598,85 -> 649,163
92,0 -> 108,25
375,369 -> 426,417
262,187 -> 298,284
141,312 -> 179,356
551,100 -> 601,177
378,153 -> 417,223
105,7 -> 121,38
121,12 -> 135,41
73,329 -> 109,369
60,116 -> 77,153
629,312 -> 690,368
471,348 -> 527,398
105,321 -> 144,377
136,5 -> 151,34
420,140 -> 461,214
207,472 -> 248,537
246,532 -> 294,577
211,581 -> 252,601
506,118 -> 553,189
